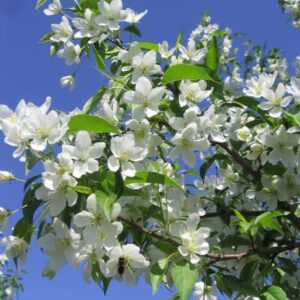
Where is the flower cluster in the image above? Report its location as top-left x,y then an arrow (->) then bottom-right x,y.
0,0 -> 299,299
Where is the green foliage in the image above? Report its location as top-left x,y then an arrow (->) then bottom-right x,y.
260,285 -> 287,300
68,114 -> 120,134
162,64 -> 216,84
171,260 -> 199,300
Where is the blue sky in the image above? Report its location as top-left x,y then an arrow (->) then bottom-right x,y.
0,0 -> 299,299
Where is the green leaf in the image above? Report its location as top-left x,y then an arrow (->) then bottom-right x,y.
162,64 -> 216,85
95,191 -> 117,216
171,260 -> 198,300
137,42 -> 159,51
71,186 -> 92,195
25,149 -> 42,175
39,32 -> 55,44
12,218 -> 34,244
240,261 -> 260,282
199,154 -> 227,181
150,257 -> 169,294
262,162 -> 286,176
68,114 -> 119,134
124,24 -> 142,37
82,87 -> 107,114
124,171 -> 181,189
22,183 -> 42,223
94,49 -> 106,70
261,285 -> 287,300
175,31 -> 183,49
35,0 -> 47,9
24,174 -> 41,191
234,96 -> 267,117
254,211 -> 284,234
284,102 -> 300,125
205,37 -> 219,71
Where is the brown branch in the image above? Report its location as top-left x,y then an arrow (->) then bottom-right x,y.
210,139 -> 300,232
210,139 -> 261,180
117,216 -> 300,262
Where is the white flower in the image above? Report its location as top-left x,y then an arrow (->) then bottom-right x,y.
21,110 -> 63,151
0,207 -> 8,233
179,39 -> 207,63
38,218 -> 81,271
42,153 -> 74,190
235,126 -> 252,142
124,76 -> 165,120
36,182 -> 78,216
73,194 -> 123,250
96,98 -> 122,126
73,9 -> 106,43
179,80 -> 213,107
170,123 -> 209,167
57,43 -> 81,66
246,142 -> 268,165
169,106 -> 201,131
126,119 -> 151,146
199,105 -> 226,143
0,171 -> 14,183
62,131 -> 105,178
124,9 -> 148,23
96,0 -> 127,31
131,50 -> 161,83
258,83 -> 292,118
243,72 -> 277,98
287,77 -> 300,98
263,125 -> 299,167
100,244 -> 150,286
73,244 -> 105,282
170,214 -> 210,264
50,16 -> 73,44
43,0 -> 62,16
0,236 -> 28,264
60,75 -> 75,91
108,133 -> 148,178
159,41 -> 175,59
194,281 -> 218,300
0,97 -> 52,157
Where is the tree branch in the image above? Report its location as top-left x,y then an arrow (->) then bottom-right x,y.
117,216 -> 300,262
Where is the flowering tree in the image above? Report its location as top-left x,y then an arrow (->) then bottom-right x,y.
0,0 -> 300,299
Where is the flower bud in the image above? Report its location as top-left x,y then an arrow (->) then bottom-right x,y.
0,171 -> 15,183
60,75 -> 75,91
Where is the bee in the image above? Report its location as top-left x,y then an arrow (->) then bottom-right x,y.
117,256 -> 126,276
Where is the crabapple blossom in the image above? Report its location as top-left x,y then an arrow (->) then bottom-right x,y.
259,83 -> 292,118
0,236 -> 28,264
243,72 -> 277,98
193,281 -> 218,300
178,80 -> 213,107
108,133 -> 147,178
43,0 -> 62,16
57,43 -> 81,66
170,122 -> 209,167
170,213 -> 210,264
263,125 -> 299,167
179,39 -> 207,63
50,16 -> 73,44
96,0 -> 127,31
131,50 -> 161,83
73,194 -> 123,249
123,76 -> 165,120
38,218 -> 81,271
100,244 -> 150,286
62,131 -> 105,178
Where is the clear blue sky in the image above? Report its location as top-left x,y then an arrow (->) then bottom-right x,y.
0,1 -> 298,299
